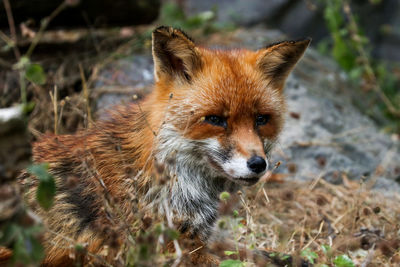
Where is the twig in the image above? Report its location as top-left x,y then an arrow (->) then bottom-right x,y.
2,0 -> 20,60
343,1 -> 400,118
254,161 -> 281,201
134,95 -> 157,136
46,228 -> 114,267
162,199 -> 182,267
79,64 -> 93,126
308,172 -> 325,191
361,243 -> 375,267
302,221 -> 324,250
189,245 -> 203,254
0,57 -> 12,69
0,30 -> 15,48
49,85 -> 58,134
25,1 -> 68,58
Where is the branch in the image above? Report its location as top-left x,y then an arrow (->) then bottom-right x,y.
343,1 -> 400,118
2,0 -> 20,60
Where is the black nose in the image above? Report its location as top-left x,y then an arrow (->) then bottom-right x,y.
247,156 -> 267,174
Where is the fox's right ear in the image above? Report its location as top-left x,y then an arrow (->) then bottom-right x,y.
152,26 -> 202,83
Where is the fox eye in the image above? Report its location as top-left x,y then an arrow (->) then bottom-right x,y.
255,114 -> 271,126
204,115 -> 227,128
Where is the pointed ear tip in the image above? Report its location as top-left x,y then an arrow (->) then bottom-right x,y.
153,25 -> 173,35
152,25 -> 194,43
299,37 -> 312,46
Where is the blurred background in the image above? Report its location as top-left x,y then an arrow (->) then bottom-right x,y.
0,0 -> 399,183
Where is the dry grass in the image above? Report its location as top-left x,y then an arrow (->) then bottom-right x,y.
227,173 -> 400,266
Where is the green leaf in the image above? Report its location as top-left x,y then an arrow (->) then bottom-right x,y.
164,228 -> 179,240
280,253 -> 290,260
25,63 -> 46,85
321,244 -> 331,255
22,101 -> 36,114
28,235 -> 44,262
14,56 -> 30,70
153,223 -> 163,236
27,163 -> 56,210
75,244 -> 85,252
224,250 -> 238,256
219,191 -> 230,202
301,248 -> 318,264
138,244 -> 149,260
13,233 -> 30,263
333,254 -> 355,267
36,176 -> 56,210
27,163 -> 50,181
219,259 -> 244,267
0,223 -> 19,246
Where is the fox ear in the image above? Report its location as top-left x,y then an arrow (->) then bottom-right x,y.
257,38 -> 311,89
152,26 -> 202,83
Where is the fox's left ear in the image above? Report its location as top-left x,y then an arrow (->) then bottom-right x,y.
152,26 -> 202,83
257,38 -> 311,89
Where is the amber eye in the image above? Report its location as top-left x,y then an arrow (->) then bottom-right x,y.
255,114 -> 270,126
204,115 -> 227,128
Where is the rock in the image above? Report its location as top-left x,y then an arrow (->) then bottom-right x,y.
0,105 -> 31,181
184,0 -> 290,27
275,46 -> 400,195
93,26 -> 400,194
94,53 -> 154,118
184,0 -> 400,62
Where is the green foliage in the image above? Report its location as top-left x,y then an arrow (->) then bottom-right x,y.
319,0 -> 400,132
301,248 -> 318,264
219,259 -> 244,267
321,244 -> 331,255
13,56 -> 47,109
220,191 -> 231,202
27,163 -> 56,210
0,223 -> 44,265
224,250 -> 238,256
164,228 -> 180,240
322,0 -> 358,72
159,2 -> 235,34
25,63 -> 47,85
333,254 -> 355,267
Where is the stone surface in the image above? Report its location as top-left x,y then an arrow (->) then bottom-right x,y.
0,105 -> 31,181
184,0 -> 400,62
93,27 -> 400,194
94,53 -> 154,117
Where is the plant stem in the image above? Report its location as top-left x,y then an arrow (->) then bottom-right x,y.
2,0 -> 20,60
19,71 -> 27,106
343,1 -> 400,117
25,1 -> 68,58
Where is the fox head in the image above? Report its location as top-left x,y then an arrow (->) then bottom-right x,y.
151,26 -> 310,186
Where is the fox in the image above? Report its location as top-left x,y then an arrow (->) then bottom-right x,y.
18,26 -> 310,266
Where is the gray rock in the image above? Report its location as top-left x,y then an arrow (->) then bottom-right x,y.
0,105 -> 31,181
184,0 -> 289,27
94,54 -> 154,117
185,0 -> 400,61
273,46 -> 400,195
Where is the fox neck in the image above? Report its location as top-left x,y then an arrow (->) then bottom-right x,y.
149,124 -> 239,239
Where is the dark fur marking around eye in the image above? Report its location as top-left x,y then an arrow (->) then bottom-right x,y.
255,114 -> 271,126
204,115 -> 227,128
